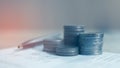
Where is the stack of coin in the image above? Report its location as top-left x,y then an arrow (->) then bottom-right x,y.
79,32 -> 104,55
56,45 -> 79,56
55,25 -> 84,56
64,25 -> 84,46
43,38 -> 63,53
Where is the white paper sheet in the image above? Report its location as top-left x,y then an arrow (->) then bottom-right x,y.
0,45 -> 120,68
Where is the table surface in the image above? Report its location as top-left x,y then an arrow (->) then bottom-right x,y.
1,46 -> 120,68
1,30 -> 120,53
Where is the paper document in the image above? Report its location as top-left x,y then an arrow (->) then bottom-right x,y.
0,45 -> 120,68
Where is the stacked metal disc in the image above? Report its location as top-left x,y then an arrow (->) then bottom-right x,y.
56,45 -> 79,56
64,25 -> 84,46
55,25 -> 84,56
43,38 -> 62,53
79,32 -> 104,55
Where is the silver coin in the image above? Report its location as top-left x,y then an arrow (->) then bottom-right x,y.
64,25 -> 84,29
79,50 -> 102,55
79,32 -> 104,38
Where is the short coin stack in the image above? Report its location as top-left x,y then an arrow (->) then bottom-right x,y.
56,45 -> 79,56
79,32 -> 104,55
43,38 -> 62,53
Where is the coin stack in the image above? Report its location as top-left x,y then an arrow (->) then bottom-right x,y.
55,25 -> 84,56
43,38 -> 63,53
64,25 -> 84,46
56,45 -> 79,56
79,32 -> 104,55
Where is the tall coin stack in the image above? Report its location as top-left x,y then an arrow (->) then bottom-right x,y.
55,25 -> 84,56
79,32 -> 104,55
64,26 -> 84,46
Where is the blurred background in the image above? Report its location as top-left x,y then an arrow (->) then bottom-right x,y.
0,0 -> 120,53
